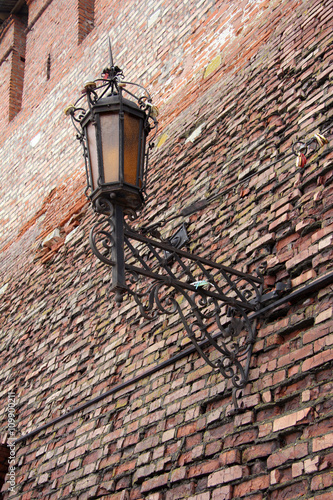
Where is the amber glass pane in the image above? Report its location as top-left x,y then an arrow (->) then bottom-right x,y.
124,113 -> 141,186
86,122 -> 99,190
100,113 -> 119,183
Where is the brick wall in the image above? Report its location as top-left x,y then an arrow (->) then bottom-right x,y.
0,0 -> 333,499
0,16 -> 26,123
78,0 -> 95,44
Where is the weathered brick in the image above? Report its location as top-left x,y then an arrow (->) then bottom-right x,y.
245,233 -> 275,255
273,408 -> 312,432
267,443 -> 308,469
233,475 -> 270,497
165,482 -> 196,500
277,345 -> 313,368
302,349 -> 333,372
208,465 -> 243,487
205,440 -> 222,457
75,475 -> 97,491
286,245 -> 318,270
303,322 -> 333,344
311,473 -> 333,491
292,462 -> 304,478
224,429 -> 258,448
188,459 -> 220,478
269,480 -> 307,500
141,473 -> 169,493
188,494 -> 210,500
134,435 -> 160,454
170,467 -> 187,483
312,433 -> 333,452
304,456 -> 320,473
243,442 -> 276,462
315,308 -> 333,325
234,411 -> 254,427
211,486 -> 233,500
219,450 -> 241,467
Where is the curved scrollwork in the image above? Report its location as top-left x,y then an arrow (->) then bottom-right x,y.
128,280 -> 177,321
87,206 -> 264,410
89,210 -> 116,267
127,273 -> 258,407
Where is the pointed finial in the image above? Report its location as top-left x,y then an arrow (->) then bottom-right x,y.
108,37 -> 114,68
102,37 -> 123,80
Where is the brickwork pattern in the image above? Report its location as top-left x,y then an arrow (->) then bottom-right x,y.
1,0 -> 320,258
78,0 -> 94,44
0,0 -> 333,499
8,17 -> 26,121
0,16 -> 26,123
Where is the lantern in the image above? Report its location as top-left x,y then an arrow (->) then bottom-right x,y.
82,92 -> 149,212
65,49 -> 157,215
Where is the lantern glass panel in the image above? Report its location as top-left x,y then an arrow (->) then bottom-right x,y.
87,122 -> 99,190
124,112 -> 142,186
100,113 -> 120,184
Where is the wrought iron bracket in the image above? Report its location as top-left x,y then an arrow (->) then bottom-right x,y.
260,281 -> 292,304
89,202 -> 268,410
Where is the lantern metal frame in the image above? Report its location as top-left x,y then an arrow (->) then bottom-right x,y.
65,41 -> 158,214
66,42 -> 288,410
80,94 -> 148,210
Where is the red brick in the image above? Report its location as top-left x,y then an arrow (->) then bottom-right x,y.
1,2 -> 333,500
286,244 -> 318,270
177,422 -> 198,438
267,443 -> 308,469
243,442 -> 277,462
188,459 -> 220,478
311,472 -> 333,491
224,429 -> 258,448
170,467 -> 186,483
312,433 -> 333,452
185,433 -> 202,449
269,480 -> 307,500
233,475 -> 270,497
211,486 -> 233,500
134,435 -> 160,453
303,322 -> 333,344
269,213 -> 290,231
115,459 -> 136,476
277,344 -> 313,367
205,440 -> 222,456
273,408 -> 313,432
178,445 -> 204,465
302,417 -> 333,439
302,349 -> 333,372
234,411 -> 254,427
309,494 -> 333,500
219,450 -> 241,466
208,465 -> 243,487
165,482 -> 196,500
141,473 -> 169,493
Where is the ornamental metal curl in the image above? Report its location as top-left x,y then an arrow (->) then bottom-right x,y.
88,207 -> 264,409
127,276 -> 259,409
89,206 -> 116,267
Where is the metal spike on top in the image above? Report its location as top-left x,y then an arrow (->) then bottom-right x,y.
108,37 -> 114,69
102,36 -> 123,81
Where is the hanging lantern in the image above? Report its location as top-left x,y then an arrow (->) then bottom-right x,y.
65,44 -> 158,214
82,92 -> 148,211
